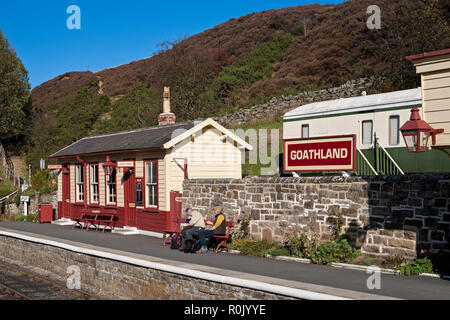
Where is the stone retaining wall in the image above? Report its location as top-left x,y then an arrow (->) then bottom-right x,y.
0,235 -> 291,300
215,77 -> 381,127
4,192 -> 57,217
182,175 -> 450,260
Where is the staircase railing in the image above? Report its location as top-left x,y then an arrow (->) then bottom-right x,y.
356,149 -> 378,176
374,137 -> 404,175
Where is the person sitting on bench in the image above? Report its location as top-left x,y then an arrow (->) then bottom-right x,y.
179,208 -> 205,252
198,206 -> 226,254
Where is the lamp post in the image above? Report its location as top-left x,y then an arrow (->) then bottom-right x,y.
400,108 -> 444,153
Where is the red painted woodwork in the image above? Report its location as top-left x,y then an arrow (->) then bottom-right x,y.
167,191 -> 183,233
283,135 -> 357,172
62,165 -> 71,218
124,168 -> 137,227
38,204 -> 54,223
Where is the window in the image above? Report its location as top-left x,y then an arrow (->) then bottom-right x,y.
389,115 -> 400,145
145,161 -> 158,207
302,125 -> 310,139
90,164 -> 99,203
362,120 -> 373,145
76,165 -> 84,202
106,169 -> 116,205
136,182 -> 143,206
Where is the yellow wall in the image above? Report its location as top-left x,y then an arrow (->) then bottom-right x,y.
414,52 -> 450,147
422,69 -> 450,146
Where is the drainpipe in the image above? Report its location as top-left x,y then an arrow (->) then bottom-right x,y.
76,155 -> 88,210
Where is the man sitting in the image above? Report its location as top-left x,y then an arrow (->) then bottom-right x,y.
198,206 -> 226,254
179,208 -> 205,252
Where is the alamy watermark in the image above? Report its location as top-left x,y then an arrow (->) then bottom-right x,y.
67,5 -> 81,30
67,265 -> 81,290
367,5 -> 381,30
171,126 -> 280,176
366,266 -> 381,290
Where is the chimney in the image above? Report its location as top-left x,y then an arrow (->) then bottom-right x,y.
158,86 -> 176,126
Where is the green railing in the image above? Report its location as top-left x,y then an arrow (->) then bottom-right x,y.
355,137 -> 404,176
374,138 -> 404,175
356,149 -> 378,176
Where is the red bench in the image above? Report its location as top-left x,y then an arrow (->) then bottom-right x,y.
212,221 -> 234,254
72,210 -> 116,233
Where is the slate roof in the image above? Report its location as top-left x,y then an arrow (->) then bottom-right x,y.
50,122 -> 196,158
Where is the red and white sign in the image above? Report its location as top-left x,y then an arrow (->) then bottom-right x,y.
47,164 -> 63,170
117,161 -> 135,168
284,135 -> 356,172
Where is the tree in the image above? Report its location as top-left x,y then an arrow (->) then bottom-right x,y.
0,30 -> 30,139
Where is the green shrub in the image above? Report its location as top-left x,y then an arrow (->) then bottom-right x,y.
265,247 -> 291,257
230,239 -> 272,257
14,214 -> 38,223
284,231 -> 319,258
308,238 -> 361,265
397,258 -> 433,276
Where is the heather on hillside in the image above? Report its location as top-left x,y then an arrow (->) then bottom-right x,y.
18,0 -> 450,168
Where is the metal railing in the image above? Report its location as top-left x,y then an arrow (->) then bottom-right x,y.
356,149 -> 378,176
375,137 -> 404,175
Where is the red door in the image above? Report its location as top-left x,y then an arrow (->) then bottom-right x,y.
62,165 -> 71,218
124,168 -> 137,227
167,191 -> 183,233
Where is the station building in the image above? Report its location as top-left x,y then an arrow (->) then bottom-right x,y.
49,87 -> 252,235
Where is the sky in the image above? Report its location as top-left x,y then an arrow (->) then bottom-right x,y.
0,0 -> 344,89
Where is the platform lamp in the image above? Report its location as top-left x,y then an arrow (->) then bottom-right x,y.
400,108 -> 444,153
103,156 -> 116,181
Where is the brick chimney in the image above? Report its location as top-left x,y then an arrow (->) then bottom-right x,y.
158,86 -> 176,126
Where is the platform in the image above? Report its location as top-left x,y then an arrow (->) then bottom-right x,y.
0,222 -> 449,300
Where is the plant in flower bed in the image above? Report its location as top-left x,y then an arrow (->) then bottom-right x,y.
308,238 -> 361,265
396,257 -> 433,276
13,214 -> 38,223
284,229 -> 360,265
229,239 -> 288,257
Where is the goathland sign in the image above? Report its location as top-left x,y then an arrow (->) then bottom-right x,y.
283,135 -> 356,172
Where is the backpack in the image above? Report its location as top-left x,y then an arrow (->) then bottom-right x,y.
192,239 -> 203,253
170,234 -> 181,250
184,239 -> 202,253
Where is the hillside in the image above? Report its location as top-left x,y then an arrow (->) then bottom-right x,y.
23,0 -> 450,167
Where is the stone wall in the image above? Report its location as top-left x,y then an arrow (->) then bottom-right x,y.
4,192 -> 57,217
0,235 -> 291,300
214,77 -> 381,127
182,175 -> 450,260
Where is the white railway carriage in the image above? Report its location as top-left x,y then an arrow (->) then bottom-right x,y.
283,88 -> 450,174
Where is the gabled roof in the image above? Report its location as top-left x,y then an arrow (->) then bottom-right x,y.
50,122 -> 195,158
50,119 -> 253,159
283,87 -> 422,121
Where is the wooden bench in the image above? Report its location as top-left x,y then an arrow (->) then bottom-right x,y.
212,221 -> 234,254
72,210 -> 116,233
93,213 -> 116,233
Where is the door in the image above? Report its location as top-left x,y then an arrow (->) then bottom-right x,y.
167,191 -> 183,233
62,165 -> 71,218
124,168 -> 137,227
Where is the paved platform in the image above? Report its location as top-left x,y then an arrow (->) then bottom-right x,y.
0,222 -> 449,300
